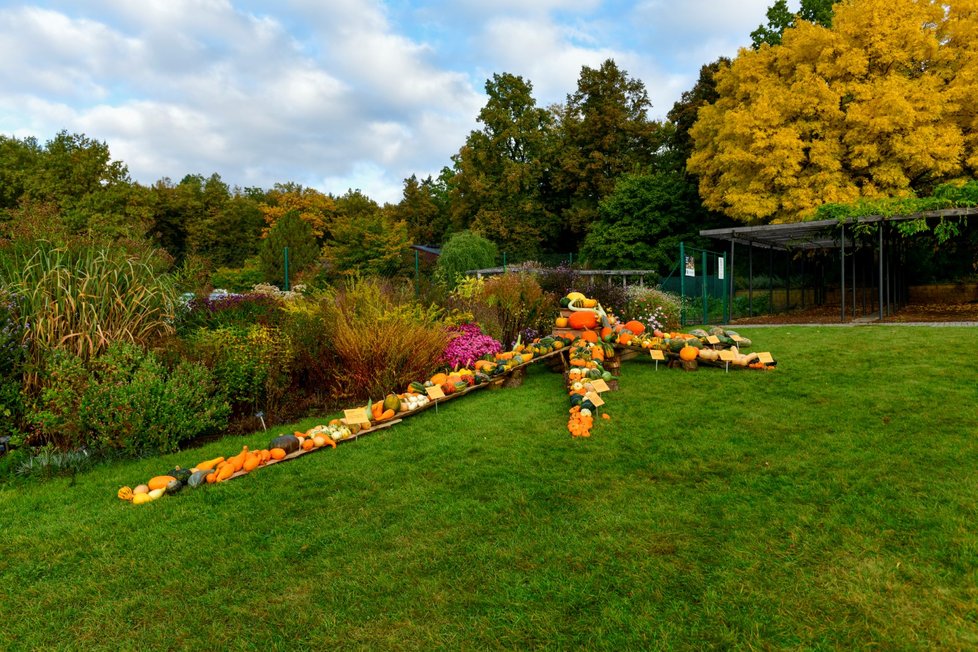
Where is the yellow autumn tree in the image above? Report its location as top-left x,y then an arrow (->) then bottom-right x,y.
258,183 -> 338,240
689,0 -> 978,223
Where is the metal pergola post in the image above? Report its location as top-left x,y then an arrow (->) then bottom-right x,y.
748,241 -> 754,317
878,224 -> 884,321
841,223 -> 846,322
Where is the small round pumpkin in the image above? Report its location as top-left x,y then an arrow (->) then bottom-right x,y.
555,317 -> 569,328
679,345 -> 699,361
117,486 -> 133,501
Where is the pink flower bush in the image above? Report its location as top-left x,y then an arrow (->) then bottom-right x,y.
442,322 -> 502,369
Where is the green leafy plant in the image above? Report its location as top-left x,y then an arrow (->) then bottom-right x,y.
28,342 -> 228,455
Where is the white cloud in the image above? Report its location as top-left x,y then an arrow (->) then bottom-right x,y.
0,1 -> 778,203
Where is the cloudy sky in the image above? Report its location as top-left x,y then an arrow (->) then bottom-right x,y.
0,0 -> 780,203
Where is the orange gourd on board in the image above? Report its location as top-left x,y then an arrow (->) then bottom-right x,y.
679,345 -> 698,361
430,372 -> 448,385
568,310 -> 598,330
623,320 -> 645,335
243,453 -> 261,472
195,456 -> 225,472
148,476 -> 176,491
378,408 -> 395,421
270,447 -> 287,460
215,463 -> 235,482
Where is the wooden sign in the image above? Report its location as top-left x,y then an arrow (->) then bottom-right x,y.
718,350 -> 736,362
342,408 -> 368,425
757,352 -> 774,364
585,391 -> 605,407
590,379 -> 611,393
650,350 -> 665,361
425,384 -> 446,400
706,335 -> 721,345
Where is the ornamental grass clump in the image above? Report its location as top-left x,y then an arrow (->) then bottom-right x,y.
442,323 -> 502,369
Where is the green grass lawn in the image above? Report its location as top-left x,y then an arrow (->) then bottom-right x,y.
2,326 -> 977,649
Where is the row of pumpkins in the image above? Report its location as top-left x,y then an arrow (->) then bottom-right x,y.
118,293 -> 775,502
117,332 -> 583,503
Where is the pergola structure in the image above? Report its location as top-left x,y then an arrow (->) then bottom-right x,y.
699,207 -> 978,322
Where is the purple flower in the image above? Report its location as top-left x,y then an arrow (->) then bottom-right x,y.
441,322 -> 502,369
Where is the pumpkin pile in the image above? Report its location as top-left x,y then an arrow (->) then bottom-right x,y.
117,292 -> 779,501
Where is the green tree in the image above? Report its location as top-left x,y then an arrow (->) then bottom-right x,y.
450,73 -> 558,259
552,59 -> 663,238
259,210 -> 319,287
579,171 -> 702,272
750,0 -> 835,49
324,190 -> 410,278
395,174 -> 452,246
666,58 -> 731,168
435,230 -> 498,288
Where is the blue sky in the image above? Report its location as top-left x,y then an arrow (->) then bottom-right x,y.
0,0 -> 781,203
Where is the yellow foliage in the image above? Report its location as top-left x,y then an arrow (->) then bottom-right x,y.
689,0 -> 978,224
259,186 -> 337,239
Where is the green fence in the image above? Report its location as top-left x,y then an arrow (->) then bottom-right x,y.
661,243 -> 729,326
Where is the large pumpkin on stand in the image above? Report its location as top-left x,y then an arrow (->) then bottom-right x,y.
568,310 -> 598,330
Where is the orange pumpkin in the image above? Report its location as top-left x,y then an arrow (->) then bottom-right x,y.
567,310 -> 598,330
679,345 -> 699,361
580,330 -> 599,343
430,372 -> 449,385
623,320 -> 646,335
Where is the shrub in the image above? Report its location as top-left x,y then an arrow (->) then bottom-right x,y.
28,342 -> 229,455
477,273 -> 555,348
310,276 -> 451,401
176,292 -> 285,333
625,287 -> 682,333
436,231 -> 497,288
187,325 -> 292,420
0,290 -> 27,438
211,262 -> 265,293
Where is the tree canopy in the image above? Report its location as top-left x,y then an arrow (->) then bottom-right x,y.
750,0 -> 835,49
689,0 -> 978,224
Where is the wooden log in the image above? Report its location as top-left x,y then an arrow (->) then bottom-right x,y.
680,359 -> 698,372
502,367 -> 526,388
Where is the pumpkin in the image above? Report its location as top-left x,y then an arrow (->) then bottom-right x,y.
430,372 -> 449,385
269,435 -> 300,455
165,479 -> 183,495
565,291 -> 586,303
133,484 -> 149,495
623,320 -> 645,335
568,310 -> 598,330
148,475 -> 176,491
555,317 -> 569,328
132,493 -> 152,505
580,330 -> 599,343
270,447 -> 287,460
167,467 -> 192,484
679,345 -> 699,361
117,486 -> 133,501
582,298 -> 598,308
